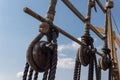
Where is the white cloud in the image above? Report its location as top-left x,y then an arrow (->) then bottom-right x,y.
58,53 -> 67,57
58,45 -> 69,52
57,58 -> 75,69
57,38 -> 81,69
58,37 -> 81,53
17,71 -> 23,79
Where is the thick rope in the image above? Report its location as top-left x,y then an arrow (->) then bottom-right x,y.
23,62 -> 29,80
109,62 -> 112,80
74,49 -> 81,80
74,60 -> 79,80
88,57 -> 94,80
48,46 -> 58,80
42,52 -> 51,80
28,68 -> 33,80
73,60 -> 81,80
97,66 -> 101,80
94,54 -> 99,80
77,64 -> 81,80
33,72 -> 39,80
43,70 -> 49,80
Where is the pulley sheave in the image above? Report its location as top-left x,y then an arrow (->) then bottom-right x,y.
27,41 -> 52,72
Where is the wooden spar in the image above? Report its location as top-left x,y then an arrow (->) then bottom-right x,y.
62,0 -> 105,40
84,0 -> 92,36
94,26 -> 120,48
62,0 -> 86,22
107,13 -> 120,79
95,0 -> 106,13
24,7 -> 46,22
46,0 -> 57,22
106,0 -> 120,79
23,7 -> 86,46
94,27 -> 104,33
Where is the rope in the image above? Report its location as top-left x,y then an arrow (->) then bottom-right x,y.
97,66 -> 101,80
42,50 -> 51,80
73,60 -> 81,80
33,72 -> 39,80
73,49 -> 81,80
28,68 -> 33,80
111,12 -> 120,35
108,61 -> 112,80
23,62 -> 29,80
73,60 -> 79,80
88,57 -> 94,80
43,71 -> 49,80
94,54 -> 100,80
77,64 -> 81,80
48,45 -> 58,80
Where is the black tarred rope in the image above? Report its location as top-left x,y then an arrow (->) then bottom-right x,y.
48,30 -> 58,80
42,28 -> 58,80
23,62 -> 29,80
77,64 -> 81,80
97,66 -> 101,80
94,53 -> 99,80
108,61 -> 112,80
88,56 -> 94,80
73,60 -> 81,80
33,72 -> 39,80
42,70 -> 49,80
48,49 -> 58,80
73,49 -> 81,80
42,48 -> 51,80
28,68 -> 33,80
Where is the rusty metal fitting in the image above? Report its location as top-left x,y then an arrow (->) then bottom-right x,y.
99,56 -> 111,71
89,1 -> 95,8
46,13 -> 54,22
39,22 -> 50,34
85,16 -> 91,22
106,1 -> 114,8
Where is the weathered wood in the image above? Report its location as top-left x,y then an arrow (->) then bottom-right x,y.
24,7 -> 46,22
62,0 -> 86,22
24,7 -> 86,46
95,0 -> 106,13
46,0 -> 57,22
62,0 -> 104,40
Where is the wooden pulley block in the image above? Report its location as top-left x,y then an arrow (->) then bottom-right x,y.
27,41 -> 52,72
78,46 -> 91,66
99,56 -> 110,71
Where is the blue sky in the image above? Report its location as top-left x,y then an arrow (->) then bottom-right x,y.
0,0 -> 120,80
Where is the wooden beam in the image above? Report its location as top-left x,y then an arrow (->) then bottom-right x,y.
62,0 -> 105,40
23,7 -> 86,46
95,0 -> 106,13
62,0 -> 86,22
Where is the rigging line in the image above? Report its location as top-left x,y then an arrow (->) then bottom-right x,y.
111,12 -> 120,36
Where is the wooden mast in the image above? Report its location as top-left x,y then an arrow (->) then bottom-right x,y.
105,0 -> 119,79
107,14 -> 119,79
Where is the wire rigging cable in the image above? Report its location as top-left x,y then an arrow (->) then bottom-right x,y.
111,12 -> 120,36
